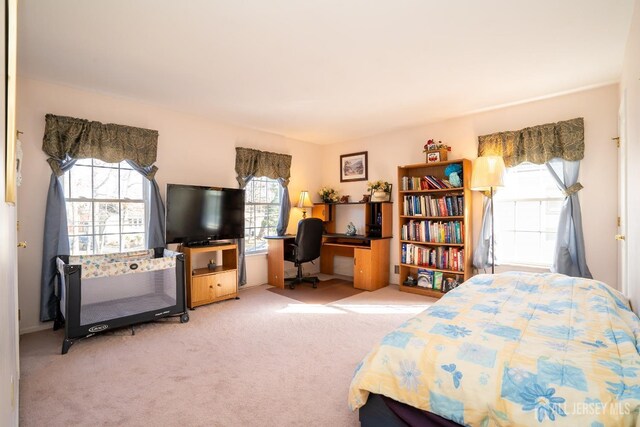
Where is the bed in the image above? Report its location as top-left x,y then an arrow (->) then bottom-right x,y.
349,272 -> 640,426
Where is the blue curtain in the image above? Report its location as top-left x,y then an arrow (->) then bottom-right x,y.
546,159 -> 592,278
276,177 -> 290,236
237,175 -> 253,286
472,196 -> 492,271
39,158 -> 76,322
126,161 -> 165,248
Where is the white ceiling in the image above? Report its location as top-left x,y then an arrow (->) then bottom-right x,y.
18,0 -> 634,144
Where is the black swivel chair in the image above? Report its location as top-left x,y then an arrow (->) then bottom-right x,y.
284,217 -> 324,289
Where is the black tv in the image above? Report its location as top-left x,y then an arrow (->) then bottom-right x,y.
165,184 -> 245,245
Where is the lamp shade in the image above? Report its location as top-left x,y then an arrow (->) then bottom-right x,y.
470,156 -> 506,191
297,190 -> 314,208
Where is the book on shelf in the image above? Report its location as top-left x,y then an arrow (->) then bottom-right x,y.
417,268 -> 431,288
433,271 -> 443,290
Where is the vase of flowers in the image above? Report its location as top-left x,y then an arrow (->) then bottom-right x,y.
367,180 -> 392,202
318,187 -> 339,203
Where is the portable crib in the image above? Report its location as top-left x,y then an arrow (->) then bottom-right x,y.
55,248 -> 188,354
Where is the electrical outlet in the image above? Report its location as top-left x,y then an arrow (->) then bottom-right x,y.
394,265 -> 399,274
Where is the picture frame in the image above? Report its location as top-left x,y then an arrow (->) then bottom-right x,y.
340,151 -> 368,182
426,151 -> 441,163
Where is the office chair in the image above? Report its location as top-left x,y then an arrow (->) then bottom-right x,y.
284,217 -> 324,289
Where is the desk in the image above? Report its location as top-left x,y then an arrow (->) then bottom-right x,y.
265,233 -> 391,291
264,235 -> 296,288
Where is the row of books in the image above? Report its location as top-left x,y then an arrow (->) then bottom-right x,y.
401,243 -> 465,272
401,220 -> 464,244
415,269 -> 461,292
401,175 -> 456,191
417,268 -> 445,291
402,194 -> 464,217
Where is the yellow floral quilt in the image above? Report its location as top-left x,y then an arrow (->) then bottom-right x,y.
348,272 -> 640,426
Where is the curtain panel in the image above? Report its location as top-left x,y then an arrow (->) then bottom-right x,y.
235,147 -> 292,286
40,115 -> 162,322
474,117 -> 591,279
477,117 -> 585,167
42,114 -> 158,176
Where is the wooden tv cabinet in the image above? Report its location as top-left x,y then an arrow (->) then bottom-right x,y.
182,243 -> 239,308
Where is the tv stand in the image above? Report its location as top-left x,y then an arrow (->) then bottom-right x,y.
182,243 -> 238,308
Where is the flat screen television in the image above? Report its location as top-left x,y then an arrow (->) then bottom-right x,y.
165,184 -> 245,245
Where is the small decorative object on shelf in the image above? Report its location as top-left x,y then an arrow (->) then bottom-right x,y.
345,222 -> 357,235
403,275 -> 416,286
207,259 -> 217,270
360,194 -> 370,203
423,139 -> 451,163
318,186 -> 339,203
367,180 -> 392,202
444,163 -> 463,188
340,195 -> 350,203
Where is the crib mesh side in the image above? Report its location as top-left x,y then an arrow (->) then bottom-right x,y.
80,267 -> 177,326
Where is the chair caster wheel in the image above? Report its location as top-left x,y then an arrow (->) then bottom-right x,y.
312,283 -> 317,289
289,284 -> 295,290
180,313 -> 190,323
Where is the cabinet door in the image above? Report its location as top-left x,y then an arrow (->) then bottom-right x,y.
312,204 -> 330,221
213,271 -> 237,298
191,275 -> 215,305
354,248 -> 372,290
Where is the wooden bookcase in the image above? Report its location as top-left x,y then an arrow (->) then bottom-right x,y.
397,159 -> 472,298
182,243 -> 239,308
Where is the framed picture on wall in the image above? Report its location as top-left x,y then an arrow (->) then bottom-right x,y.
340,151 -> 368,182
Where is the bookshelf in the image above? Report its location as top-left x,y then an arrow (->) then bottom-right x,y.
397,159 -> 472,298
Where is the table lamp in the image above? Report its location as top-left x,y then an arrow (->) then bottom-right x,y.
297,190 -> 314,219
470,156 -> 506,273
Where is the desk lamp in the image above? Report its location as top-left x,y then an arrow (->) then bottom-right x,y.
470,156 -> 506,274
297,190 -> 314,219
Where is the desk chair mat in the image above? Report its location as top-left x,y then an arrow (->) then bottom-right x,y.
267,279 -> 363,305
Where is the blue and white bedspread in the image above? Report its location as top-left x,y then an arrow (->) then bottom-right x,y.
348,272 -> 640,426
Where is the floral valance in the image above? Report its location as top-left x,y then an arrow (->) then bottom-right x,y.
235,147 -> 292,185
42,114 -> 159,175
477,117 -> 584,167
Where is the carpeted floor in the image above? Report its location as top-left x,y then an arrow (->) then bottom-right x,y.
19,284 -> 435,427
266,278 -> 363,304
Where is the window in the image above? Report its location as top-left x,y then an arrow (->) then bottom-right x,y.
493,162 -> 564,267
244,177 -> 283,254
62,159 -> 147,255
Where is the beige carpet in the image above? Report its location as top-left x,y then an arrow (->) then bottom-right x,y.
266,278 -> 363,304
19,284 -> 436,427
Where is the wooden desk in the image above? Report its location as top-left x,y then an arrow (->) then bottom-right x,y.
320,234 -> 390,291
264,235 -> 295,289
264,233 -> 390,291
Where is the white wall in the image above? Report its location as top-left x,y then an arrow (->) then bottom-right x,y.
620,0 -> 640,313
320,85 -> 620,288
16,78 -> 323,334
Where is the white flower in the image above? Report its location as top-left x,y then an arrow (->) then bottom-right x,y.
395,360 -> 422,391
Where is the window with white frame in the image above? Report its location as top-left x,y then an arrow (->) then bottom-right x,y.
244,177 -> 283,254
493,162 -> 564,267
62,159 -> 147,255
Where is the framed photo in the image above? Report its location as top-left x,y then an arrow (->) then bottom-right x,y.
340,151 -> 368,182
426,151 -> 441,163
